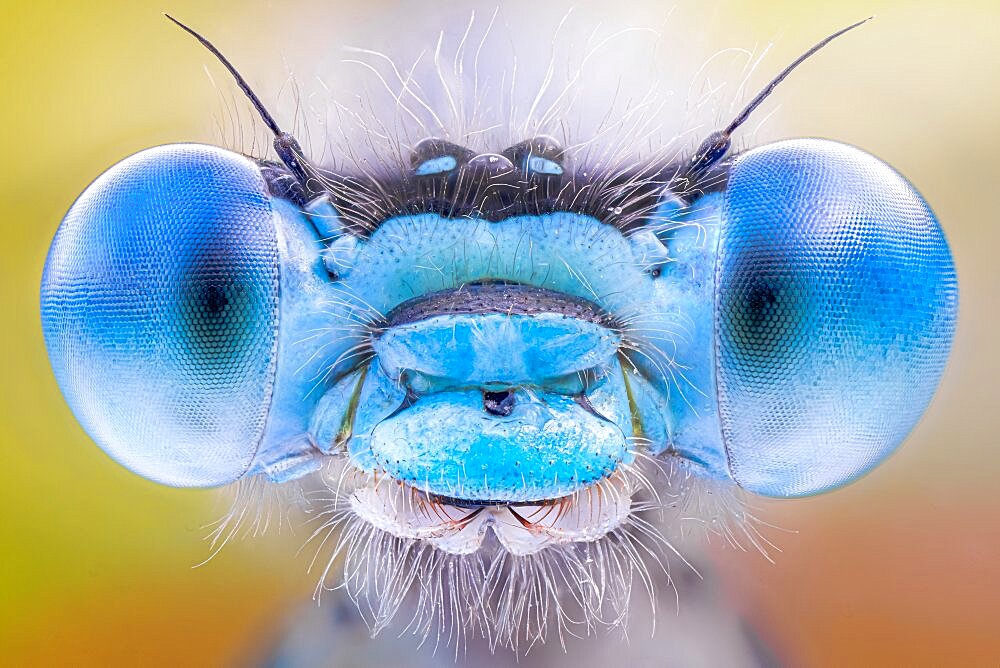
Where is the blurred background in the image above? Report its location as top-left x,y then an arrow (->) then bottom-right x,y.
2,0 -> 998,665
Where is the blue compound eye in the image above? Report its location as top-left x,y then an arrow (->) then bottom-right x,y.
41,144 -> 281,487
715,139 -> 958,496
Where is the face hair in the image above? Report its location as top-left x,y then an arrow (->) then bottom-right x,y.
281,453 -> 777,654
168,14 -> 871,236
163,13 -> 843,653
193,401 -> 779,654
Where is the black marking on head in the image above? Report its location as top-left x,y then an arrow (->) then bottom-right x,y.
259,137 -> 730,238
377,282 -> 620,333
256,16 -> 870,232
171,15 -> 867,238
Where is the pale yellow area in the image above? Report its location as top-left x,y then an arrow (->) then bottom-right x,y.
1,0 -> 997,664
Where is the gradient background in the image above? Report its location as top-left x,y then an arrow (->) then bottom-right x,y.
2,0 -> 998,665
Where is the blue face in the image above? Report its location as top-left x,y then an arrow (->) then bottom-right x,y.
36,16 -> 961,646
38,114 -> 961,658
41,133 -> 957,513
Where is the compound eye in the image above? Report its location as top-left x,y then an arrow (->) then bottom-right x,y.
717,139 -> 958,496
41,144 -> 280,486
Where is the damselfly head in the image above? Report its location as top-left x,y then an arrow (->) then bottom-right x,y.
39,12 -> 956,650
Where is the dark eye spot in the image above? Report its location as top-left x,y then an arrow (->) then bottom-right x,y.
173,248 -> 274,373
722,269 -> 807,368
202,283 -> 230,314
745,280 -> 777,321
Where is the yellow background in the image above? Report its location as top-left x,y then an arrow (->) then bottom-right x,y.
2,0 -> 998,665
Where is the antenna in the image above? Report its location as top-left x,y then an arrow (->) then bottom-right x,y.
682,17 -> 873,180
164,14 -> 325,200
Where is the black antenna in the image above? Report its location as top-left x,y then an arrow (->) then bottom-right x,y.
682,17 -> 873,180
164,14 -> 325,200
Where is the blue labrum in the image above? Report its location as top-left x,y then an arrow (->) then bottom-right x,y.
41,139 -> 957,508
